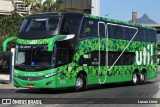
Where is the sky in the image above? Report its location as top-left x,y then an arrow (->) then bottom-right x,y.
100,0 -> 160,23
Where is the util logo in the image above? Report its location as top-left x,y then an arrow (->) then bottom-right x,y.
136,44 -> 154,65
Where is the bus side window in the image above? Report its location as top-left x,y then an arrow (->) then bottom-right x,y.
108,25 -> 114,38
136,28 -> 145,42
92,29 -> 98,37
100,51 -> 106,66
114,26 -> 124,39
99,22 -> 106,37
145,30 -> 156,42
80,18 -> 98,38
108,52 -> 118,65
108,52 -> 112,66
124,27 -> 137,41
122,52 -> 135,65
152,31 -> 157,42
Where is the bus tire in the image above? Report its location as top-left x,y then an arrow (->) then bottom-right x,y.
132,72 -> 138,85
75,74 -> 87,91
139,72 -> 146,84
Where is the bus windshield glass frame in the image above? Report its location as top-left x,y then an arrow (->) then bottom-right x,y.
14,45 -> 56,71
19,16 -> 62,33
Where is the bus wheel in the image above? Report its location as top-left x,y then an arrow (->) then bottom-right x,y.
139,73 -> 146,84
132,72 -> 138,85
75,74 -> 87,91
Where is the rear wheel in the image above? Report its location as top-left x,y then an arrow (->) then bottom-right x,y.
132,73 -> 138,85
139,72 -> 146,84
75,74 -> 87,91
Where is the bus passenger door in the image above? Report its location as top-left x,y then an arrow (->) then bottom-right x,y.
98,21 -> 108,84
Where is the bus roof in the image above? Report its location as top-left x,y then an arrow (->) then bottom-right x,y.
25,12 -> 156,31
26,12 -> 84,18
84,14 -> 156,31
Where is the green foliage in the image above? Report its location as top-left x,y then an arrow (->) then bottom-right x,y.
29,0 -> 64,14
25,0 -> 35,6
0,13 -> 23,50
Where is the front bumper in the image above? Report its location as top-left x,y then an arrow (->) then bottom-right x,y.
13,76 -> 57,88
13,68 -> 59,88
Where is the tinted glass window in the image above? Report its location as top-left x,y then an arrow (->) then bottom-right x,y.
107,25 -> 124,39
122,52 -> 135,65
114,26 -> 124,39
79,51 -> 107,66
19,17 -> 61,33
108,52 -> 122,65
80,18 -> 98,38
134,28 -> 145,42
157,34 -> 160,42
108,24 -> 114,38
62,18 -> 81,35
79,51 -> 98,66
151,30 -> 157,42
108,52 -> 135,66
100,51 -> 106,66
124,28 -> 137,40
99,23 -> 106,37
144,29 -> 149,42
144,30 -> 157,42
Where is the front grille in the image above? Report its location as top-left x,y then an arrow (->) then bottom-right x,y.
17,75 -> 44,81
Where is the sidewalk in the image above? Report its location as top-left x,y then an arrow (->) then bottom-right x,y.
0,74 -> 10,80
0,74 -> 15,89
0,83 -> 17,89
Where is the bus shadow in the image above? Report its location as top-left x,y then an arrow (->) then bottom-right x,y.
15,81 -> 156,94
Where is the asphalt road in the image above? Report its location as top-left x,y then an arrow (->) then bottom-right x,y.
0,68 -> 160,107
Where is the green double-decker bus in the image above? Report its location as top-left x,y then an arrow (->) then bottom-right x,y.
3,12 -> 158,91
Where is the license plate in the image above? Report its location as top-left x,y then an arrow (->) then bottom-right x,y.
27,84 -> 34,88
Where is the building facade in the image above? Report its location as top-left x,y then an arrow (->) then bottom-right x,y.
0,0 -> 100,15
0,0 -> 28,15
61,0 -> 91,13
0,0 -> 14,15
61,0 -> 100,16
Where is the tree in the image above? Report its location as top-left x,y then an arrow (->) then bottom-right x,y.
25,0 -> 35,6
27,0 -> 64,14
0,13 -> 23,50
43,0 -> 63,12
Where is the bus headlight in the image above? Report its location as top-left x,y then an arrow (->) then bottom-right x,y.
44,70 -> 62,78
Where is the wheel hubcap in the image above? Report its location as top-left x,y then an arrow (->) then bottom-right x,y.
140,74 -> 144,81
76,77 -> 83,88
133,74 -> 137,83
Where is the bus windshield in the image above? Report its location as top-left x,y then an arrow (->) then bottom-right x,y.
19,16 -> 61,33
14,45 -> 55,71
